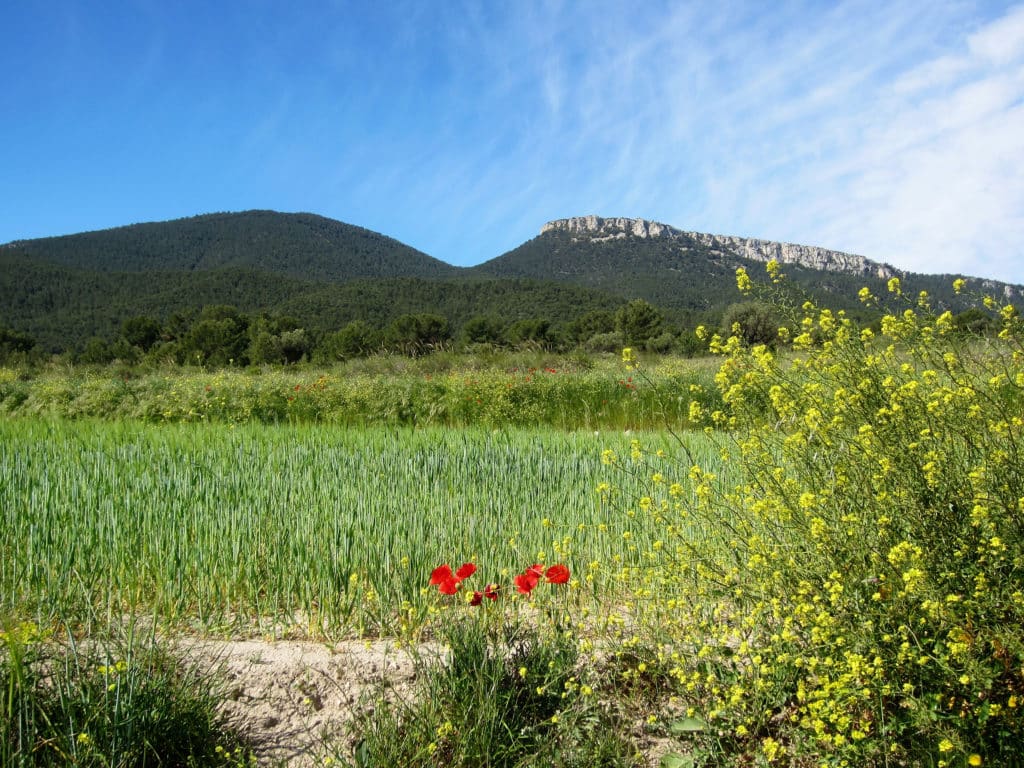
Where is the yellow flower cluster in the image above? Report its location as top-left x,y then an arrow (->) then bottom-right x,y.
605,273 -> 1024,764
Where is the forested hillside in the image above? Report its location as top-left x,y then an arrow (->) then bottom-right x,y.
1,210 -> 1015,363
2,210 -> 456,280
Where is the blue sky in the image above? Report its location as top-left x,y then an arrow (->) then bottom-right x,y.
3,0 -> 1023,284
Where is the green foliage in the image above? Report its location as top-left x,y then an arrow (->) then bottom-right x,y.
616,299 -> 663,346
0,419 -> 716,635
505,318 -> 557,350
0,621 -> 252,767
78,337 -> 114,365
565,310 -> 616,344
180,305 -> 250,366
0,356 -> 719,429
0,326 -> 36,364
385,313 -> 450,356
719,301 -> 779,347
343,619 -> 635,767
462,315 -> 508,346
322,320 -> 378,360
2,210 -> 1017,356
2,210 -> 454,280
953,307 -> 996,336
120,315 -> 162,351
609,282 -> 1024,765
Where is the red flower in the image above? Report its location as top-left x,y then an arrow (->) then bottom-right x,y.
545,564 -> 570,584
514,571 -> 540,594
484,583 -> 500,600
437,576 -> 460,595
430,565 -> 454,585
430,562 -> 478,596
469,591 -> 483,606
526,564 -> 544,578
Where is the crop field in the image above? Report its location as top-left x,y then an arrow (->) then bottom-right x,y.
4,287 -> 1024,766
0,418 -> 717,637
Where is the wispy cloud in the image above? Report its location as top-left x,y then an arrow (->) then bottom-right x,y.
407,1 -> 1024,284
3,1 -> 1021,285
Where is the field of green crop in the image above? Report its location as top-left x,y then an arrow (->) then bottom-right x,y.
0,418 -> 718,637
6,281 -> 1024,766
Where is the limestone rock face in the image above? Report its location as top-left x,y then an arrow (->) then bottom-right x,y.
541,216 -> 896,279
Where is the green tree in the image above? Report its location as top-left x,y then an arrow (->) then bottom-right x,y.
615,299 -> 662,345
121,316 -> 163,351
248,331 -> 284,365
278,328 -> 311,364
180,305 -> 249,366
953,307 -> 995,336
461,315 -> 506,346
0,326 -> 35,363
505,318 -> 557,350
720,301 -> 780,347
566,310 -> 617,344
323,321 -> 378,361
79,337 -> 114,365
385,314 -> 449,356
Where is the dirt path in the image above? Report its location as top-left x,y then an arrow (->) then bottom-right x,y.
181,638 -> 425,767
180,636 -> 671,767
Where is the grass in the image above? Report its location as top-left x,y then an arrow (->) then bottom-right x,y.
0,418 -> 720,637
0,354 -> 721,429
337,616 -> 637,768
0,619 -> 253,767
11,287 -> 1019,765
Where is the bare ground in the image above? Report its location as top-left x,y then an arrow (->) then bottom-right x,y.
179,636 -> 673,767
181,637 -> 426,767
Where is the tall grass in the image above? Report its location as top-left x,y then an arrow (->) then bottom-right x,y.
0,619 -> 253,767
0,356 -> 720,429
0,419 -> 719,637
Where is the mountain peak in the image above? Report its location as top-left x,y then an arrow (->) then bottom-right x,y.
541,216 -> 680,240
541,215 -> 898,281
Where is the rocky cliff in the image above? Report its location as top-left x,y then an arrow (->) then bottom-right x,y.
541,216 -> 898,280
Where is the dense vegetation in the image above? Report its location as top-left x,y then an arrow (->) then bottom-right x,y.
472,226 -> 994,318
4,209 -> 1013,357
4,216 -> 1024,765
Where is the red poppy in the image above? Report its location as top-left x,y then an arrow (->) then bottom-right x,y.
430,565 -> 454,585
455,562 -> 477,580
437,576 -> 460,595
469,591 -> 483,606
484,583 -> 500,600
526,564 -> 544,578
514,571 -> 540,594
545,564 -> 570,584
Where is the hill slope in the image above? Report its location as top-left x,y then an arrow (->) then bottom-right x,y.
1,210 -> 458,282
3,211 -> 1021,353
471,216 -> 1022,313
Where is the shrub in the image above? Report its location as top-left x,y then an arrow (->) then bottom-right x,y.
607,271 -> 1024,765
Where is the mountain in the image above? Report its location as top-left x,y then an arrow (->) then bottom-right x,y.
1,210 -> 457,282
471,215 -> 1022,313
2,210 -> 1020,354
0,211 -> 626,351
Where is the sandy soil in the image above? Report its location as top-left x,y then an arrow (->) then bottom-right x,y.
179,636 -> 671,767
181,637 -> 427,767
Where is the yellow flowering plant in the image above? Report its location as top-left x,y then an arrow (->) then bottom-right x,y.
606,265 -> 1024,765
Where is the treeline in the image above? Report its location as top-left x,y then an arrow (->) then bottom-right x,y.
65,298 -> 700,366
1,299 -> 1004,369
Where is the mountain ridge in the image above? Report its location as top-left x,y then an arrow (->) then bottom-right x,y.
2,209 -> 1021,353
542,215 -> 896,281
